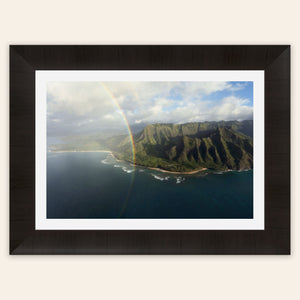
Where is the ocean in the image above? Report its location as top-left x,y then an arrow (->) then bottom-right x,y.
47,152 -> 253,219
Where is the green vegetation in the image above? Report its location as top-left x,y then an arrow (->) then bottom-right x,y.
49,120 -> 253,172
116,121 -> 253,172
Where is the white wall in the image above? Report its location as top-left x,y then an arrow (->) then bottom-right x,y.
0,1 -> 298,299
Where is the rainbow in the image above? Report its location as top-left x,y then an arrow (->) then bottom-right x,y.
100,82 -> 136,165
100,82 -> 138,217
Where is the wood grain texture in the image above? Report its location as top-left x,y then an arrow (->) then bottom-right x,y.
10,45 -> 290,254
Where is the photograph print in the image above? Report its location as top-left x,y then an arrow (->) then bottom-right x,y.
46,77 -> 255,221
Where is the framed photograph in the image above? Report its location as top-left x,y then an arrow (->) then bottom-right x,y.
10,45 -> 290,254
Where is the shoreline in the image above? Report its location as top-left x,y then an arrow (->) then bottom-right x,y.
131,164 -> 207,175
48,150 -> 123,162
147,166 -> 207,175
49,149 -> 207,174
48,150 -> 250,175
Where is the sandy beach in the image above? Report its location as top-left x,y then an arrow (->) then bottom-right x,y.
140,166 -> 207,175
128,163 -> 207,174
49,150 -> 207,174
49,150 -> 125,162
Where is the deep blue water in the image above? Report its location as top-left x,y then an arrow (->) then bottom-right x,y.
47,152 -> 253,219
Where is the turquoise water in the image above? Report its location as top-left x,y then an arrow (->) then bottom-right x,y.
47,152 -> 253,219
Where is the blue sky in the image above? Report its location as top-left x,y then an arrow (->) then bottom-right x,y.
47,81 -> 253,136
166,81 -> 253,107
201,81 -> 253,106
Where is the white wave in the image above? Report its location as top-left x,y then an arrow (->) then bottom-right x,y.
122,167 -> 134,173
101,154 -> 116,164
175,176 -> 186,184
114,164 -> 121,168
151,174 -> 169,181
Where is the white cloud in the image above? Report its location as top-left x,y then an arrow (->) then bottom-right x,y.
228,82 -> 250,92
207,96 -> 253,121
47,81 -> 252,136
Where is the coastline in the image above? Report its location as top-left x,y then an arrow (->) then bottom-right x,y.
49,149 -> 207,174
48,150 -> 250,174
49,150 -> 254,175
140,166 -> 208,175
129,163 -> 207,174
49,150 -> 123,162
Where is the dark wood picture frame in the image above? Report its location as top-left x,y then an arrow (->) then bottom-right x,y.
10,45 -> 290,254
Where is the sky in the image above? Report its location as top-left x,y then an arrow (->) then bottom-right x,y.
47,81 -> 253,137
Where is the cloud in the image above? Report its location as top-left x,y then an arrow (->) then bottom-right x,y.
207,96 -> 253,121
47,81 -> 252,137
228,82 -> 250,92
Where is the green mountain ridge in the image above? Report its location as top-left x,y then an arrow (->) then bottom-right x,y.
113,120 -> 253,172
49,120 -> 253,172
